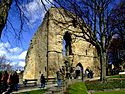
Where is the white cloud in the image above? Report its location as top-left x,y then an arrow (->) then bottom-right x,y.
9,47 -> 22,54
24,0 -> 53,25
19,51 -> 27,60
0,42 -> 10,56
18,61 -> 25,67
0,42 -> 27,68
0,42 -> 10,48
0,50 -> 6,55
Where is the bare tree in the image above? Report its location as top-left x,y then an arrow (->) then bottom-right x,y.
110,0 -> 125,47
108,0 -> 125,69
41,0 -> 119,81
0,55 -> 12,71
0,0 -> 49,45
0,0 -> 30,41
0,0 -> 12,37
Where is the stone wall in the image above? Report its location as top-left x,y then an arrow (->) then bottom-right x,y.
23,14 -> 48,80
23,7 -> 100,80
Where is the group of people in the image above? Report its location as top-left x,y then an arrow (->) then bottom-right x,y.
56,65 -> 83,88
0,71 -> 19,94
40,71 -> 63,89
85,68 -> 94,78
60,65 -> 84,80
40,65 -> 94,89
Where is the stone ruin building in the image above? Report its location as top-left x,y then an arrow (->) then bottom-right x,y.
23,7 -> 100,80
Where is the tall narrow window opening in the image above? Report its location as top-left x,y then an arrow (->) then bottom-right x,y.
63,31 -> 72,56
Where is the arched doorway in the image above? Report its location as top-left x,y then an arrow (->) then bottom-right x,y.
75,62 -> 84,80
63,31 -> 72,56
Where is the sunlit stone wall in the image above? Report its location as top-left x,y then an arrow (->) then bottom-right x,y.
23,7 -> 100,81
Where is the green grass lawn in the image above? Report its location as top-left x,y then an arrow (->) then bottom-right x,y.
108,74 -> 125,78
85,79 -> 125,90
93,90 -> 125,94
18,89 -> 46,94
67,82 -> 88,94
85,75 -> 125,94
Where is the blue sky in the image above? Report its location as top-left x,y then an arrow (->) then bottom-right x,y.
0,0 -> 53,69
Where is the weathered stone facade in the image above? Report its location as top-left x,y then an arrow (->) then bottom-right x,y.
23,7 -> 100,80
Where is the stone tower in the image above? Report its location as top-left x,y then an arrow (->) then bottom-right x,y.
23,7 -> 100,80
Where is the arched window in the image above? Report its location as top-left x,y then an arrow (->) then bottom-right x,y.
63,31 -> 72,56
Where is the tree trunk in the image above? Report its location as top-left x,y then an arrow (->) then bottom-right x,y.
0,0 -> 12,37
100,51 -> 107,81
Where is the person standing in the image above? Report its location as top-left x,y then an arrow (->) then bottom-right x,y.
2,71 -> 9,92
6,72 -> 14,94
40,74 -> 46,89
0,72 -> 2,93
13,71 -> 19,91
85,68 -> 90,78
56,70 -> 62,88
